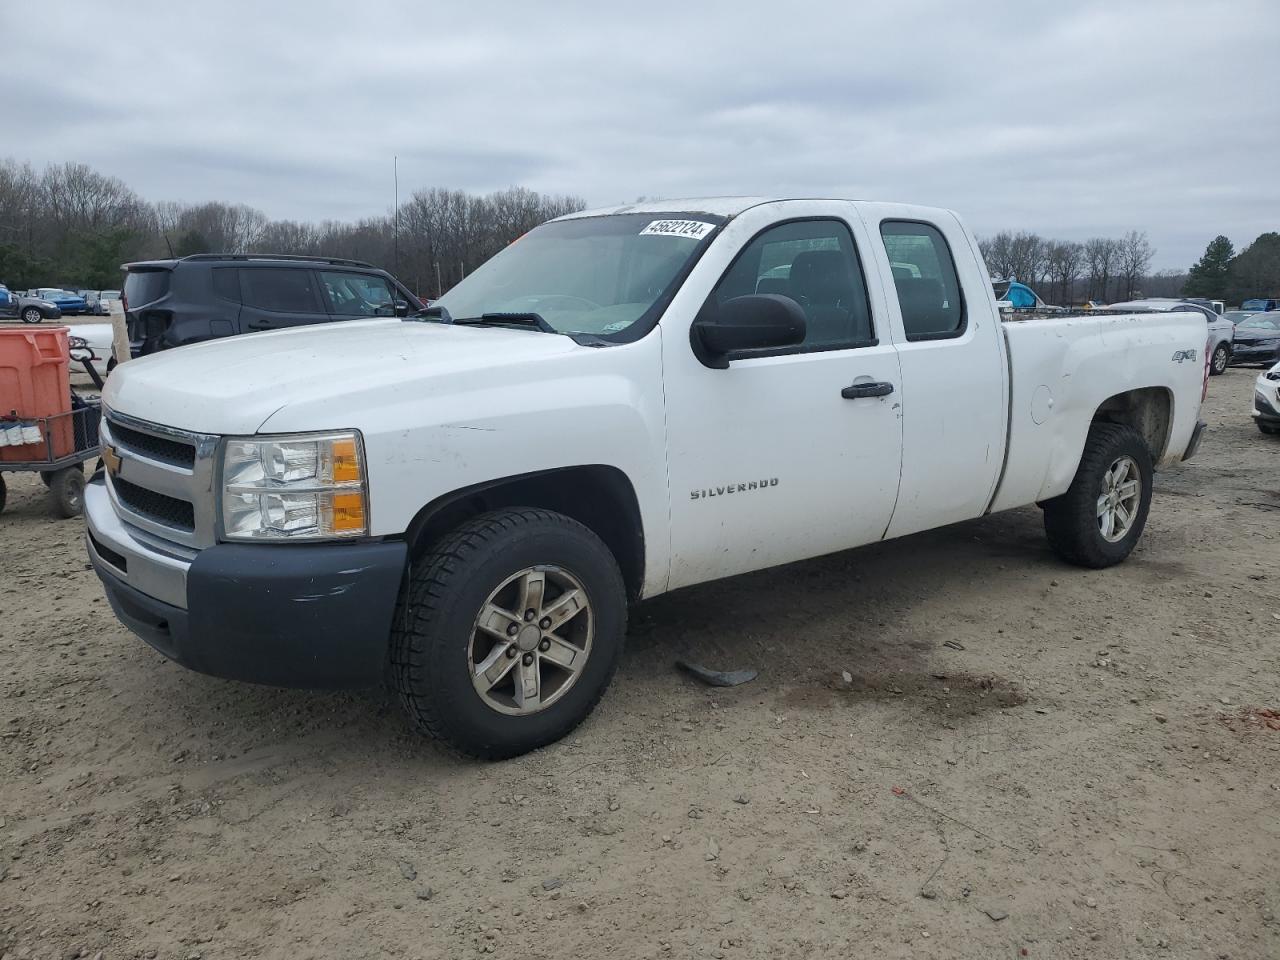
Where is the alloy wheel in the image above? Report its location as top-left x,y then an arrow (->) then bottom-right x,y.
1096,455 -> 1141,542
469,566 -> 593,716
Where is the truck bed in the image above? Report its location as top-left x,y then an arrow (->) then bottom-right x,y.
991,310 -> 1207,513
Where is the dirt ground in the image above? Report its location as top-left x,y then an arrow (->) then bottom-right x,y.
2,366 -> 1278,960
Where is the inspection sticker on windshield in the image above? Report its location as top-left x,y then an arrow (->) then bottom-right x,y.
639,219 -> 716,240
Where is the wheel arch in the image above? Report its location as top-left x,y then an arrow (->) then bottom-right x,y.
403,465 -> 646,602
1090,386 -> 1173,462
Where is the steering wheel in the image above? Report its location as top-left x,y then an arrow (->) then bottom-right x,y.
525,294 -> 600,312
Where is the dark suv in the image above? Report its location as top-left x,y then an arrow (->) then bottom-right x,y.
121,254 -> 423,356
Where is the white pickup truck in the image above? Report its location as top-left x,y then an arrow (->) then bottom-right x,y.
87,198 -> 1209,758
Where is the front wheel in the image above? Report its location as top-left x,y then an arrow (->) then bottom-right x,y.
1210,343 -> 1229,375
1043,423 -> 1153,568
391,508 -> 627,759
21,307 -> 42,324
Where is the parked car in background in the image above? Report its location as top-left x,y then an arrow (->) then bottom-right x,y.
66,322 -> 115,359
121,254 -> 424,356
1183,297 -> 1226,316
0,284 -> 10,312
30,288 -> 88,315
97,289 -> 121,315
79,290 -> 101,314
1241,298 -> 1279,312
1106,298 -> 1234,375
1230,313 -> 1280,367
1224,310 -> 1256,325
5,292 -> 64,323
1255,362 -> 1280,435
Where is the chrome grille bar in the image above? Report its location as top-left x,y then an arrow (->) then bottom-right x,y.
101,410 -> 220,549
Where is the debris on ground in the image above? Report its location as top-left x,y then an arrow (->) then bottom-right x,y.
1220,707 -> 1280,732
675,660 -> 758,687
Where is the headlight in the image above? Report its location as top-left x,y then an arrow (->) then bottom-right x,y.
219,431 -> 368,541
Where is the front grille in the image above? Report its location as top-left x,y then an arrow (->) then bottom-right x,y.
109,421 -> 196,467
112,476 -> 195,531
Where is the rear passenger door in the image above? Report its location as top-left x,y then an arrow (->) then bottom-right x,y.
856,206 -> 1008,539
237,267 -> 329,332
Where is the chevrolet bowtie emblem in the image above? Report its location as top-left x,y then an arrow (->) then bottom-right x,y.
102,444 -> 121,477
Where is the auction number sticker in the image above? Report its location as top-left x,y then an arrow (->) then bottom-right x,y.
639,219 -> 716,240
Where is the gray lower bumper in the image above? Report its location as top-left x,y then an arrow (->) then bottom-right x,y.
85,477 -> 192,609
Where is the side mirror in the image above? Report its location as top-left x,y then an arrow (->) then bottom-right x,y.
393,299 -> 410,317
692,294 -> 806,368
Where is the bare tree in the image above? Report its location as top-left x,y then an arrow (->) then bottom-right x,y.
1045,240 -> 1084,305
1085,237 -> 1121,302
1118,230 -> 1154,300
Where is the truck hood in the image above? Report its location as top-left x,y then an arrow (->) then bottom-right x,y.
103,319 -> 585,434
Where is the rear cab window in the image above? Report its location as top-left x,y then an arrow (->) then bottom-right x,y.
880,220 -> 965,341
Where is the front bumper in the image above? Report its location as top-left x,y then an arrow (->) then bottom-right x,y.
86,477 -> 407,688
1255,383 -> 1280,425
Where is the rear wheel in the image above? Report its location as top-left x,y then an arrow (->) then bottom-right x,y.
391,508 -> 627,759
1259,422 -> 1280,436
1210,343 -> 1229,375
47,466 -> 85,519
21,307 -> 42,324
1043,423 -> 1153,568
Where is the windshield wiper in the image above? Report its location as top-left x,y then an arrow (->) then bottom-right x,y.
409,304 -> 453,323
453,312 -> 558,333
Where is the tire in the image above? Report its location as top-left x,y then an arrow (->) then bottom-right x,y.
391,508 -> 627,759
47,466 -> 85,519
1259,422 -> 1280,436
1043,423 -> 1153,568
0,474 -> 6,515
21,307 -> 43,324
1210,343 -> 1229,375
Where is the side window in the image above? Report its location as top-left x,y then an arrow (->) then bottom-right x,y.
709,219 -> 873,352
880,220 -> 965,340
320,271 -> 395,317
241,268 -> 320,313
212,267 -> 240,302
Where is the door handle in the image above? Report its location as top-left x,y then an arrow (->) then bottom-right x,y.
841,380 -> 895,399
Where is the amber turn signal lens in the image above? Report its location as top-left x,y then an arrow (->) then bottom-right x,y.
331,437 -> 361,483
329,492 -> 366,532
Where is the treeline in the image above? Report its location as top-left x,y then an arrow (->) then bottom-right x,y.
0,159 -> 584,296
977,230 -> 1165,305
1182,233 -> 1280,304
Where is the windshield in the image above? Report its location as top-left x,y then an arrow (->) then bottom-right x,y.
1224,311 -> 1253,323
1239,315 -> 1280,331
433,213 -> 720,337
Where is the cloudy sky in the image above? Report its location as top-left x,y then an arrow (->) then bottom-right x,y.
3,0 -> 1277,268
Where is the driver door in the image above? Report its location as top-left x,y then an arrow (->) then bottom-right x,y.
661,209 -> 903,590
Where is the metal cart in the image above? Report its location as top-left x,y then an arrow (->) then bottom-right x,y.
0,400 -> 102,518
